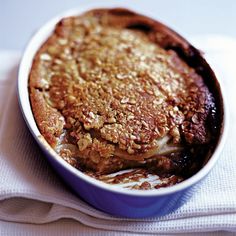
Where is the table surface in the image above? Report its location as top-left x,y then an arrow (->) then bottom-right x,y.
1,0 -> 236,51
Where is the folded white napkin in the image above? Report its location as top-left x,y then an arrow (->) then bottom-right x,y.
0,36 -> 236,235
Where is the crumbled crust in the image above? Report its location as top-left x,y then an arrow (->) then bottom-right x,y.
29,8 -> 221,179
30,88 -> 65,146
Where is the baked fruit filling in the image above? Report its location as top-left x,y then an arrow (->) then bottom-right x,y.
29,9 -> 221,187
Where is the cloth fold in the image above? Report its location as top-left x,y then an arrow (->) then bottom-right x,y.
0,36 -> 236,235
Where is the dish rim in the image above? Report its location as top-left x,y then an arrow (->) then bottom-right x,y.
18,4 -> 228,197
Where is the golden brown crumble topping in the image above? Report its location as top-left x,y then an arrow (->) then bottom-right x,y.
29,8 -> 221,188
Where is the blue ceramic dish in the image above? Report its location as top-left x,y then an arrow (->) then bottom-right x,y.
18,6 -> 227,218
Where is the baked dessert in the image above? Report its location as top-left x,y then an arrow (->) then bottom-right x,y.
29,8 -> 223,188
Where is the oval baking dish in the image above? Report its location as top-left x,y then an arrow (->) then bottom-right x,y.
18,6 -> 227,218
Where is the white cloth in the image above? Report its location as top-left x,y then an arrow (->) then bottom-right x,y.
0,35 -> 236,235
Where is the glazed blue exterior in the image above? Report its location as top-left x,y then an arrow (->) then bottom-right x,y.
17,4 -> 226,220
42,148 -> 196,218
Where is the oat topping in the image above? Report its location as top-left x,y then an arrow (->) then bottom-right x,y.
29,9 -> 220,182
